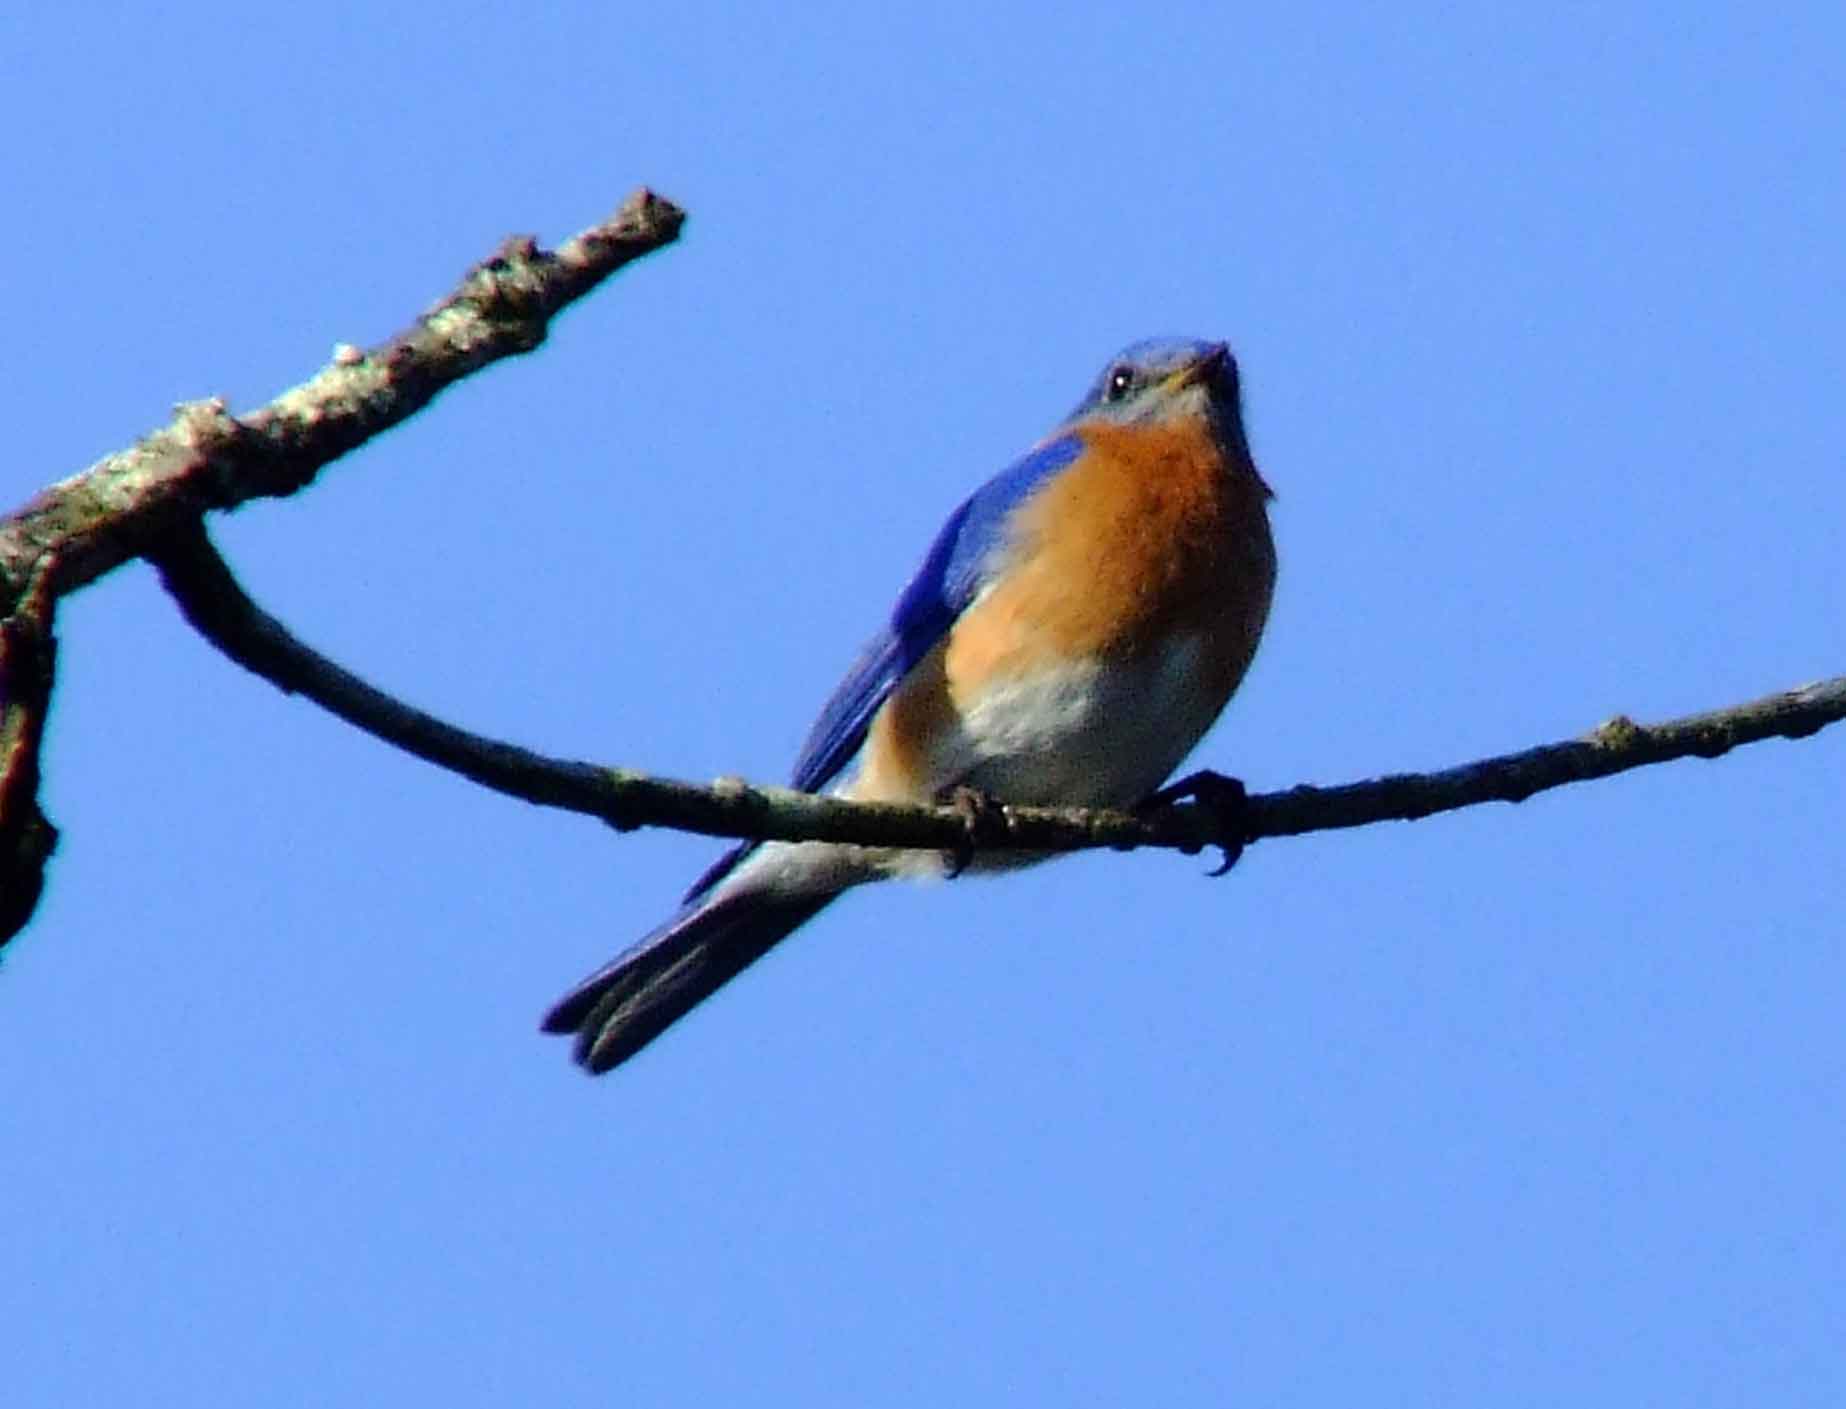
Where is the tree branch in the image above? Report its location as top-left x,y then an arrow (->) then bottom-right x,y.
0,557 -> 60,937
152,522 -> 1846,863
0,189 -> 683,944
0,187 -> 684,607
1241,680 -> 1845,838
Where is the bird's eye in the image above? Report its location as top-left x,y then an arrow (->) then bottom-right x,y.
1104,365 -> 1135,401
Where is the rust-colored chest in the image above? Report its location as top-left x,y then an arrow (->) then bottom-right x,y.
961,420 -> 1275,677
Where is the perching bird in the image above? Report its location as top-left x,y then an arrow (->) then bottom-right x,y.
544,337 -> 1277,1072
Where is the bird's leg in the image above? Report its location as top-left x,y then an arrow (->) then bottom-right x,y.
939,783 -> 1010,879
1137,769 -> 1250,876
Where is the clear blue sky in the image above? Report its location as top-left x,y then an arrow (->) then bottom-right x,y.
5,3 -> 1843,1404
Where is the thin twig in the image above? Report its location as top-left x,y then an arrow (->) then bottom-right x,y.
1241,684 -> 1846,839
153,523 -> 1846,861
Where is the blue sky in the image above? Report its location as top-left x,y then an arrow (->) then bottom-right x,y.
5,3 -> 1843,1404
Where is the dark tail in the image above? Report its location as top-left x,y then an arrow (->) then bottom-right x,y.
542,891 -> 835,1074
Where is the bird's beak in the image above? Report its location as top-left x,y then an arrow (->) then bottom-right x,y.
1165,341 -> 1231,390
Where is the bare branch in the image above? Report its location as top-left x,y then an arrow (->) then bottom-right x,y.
1241,680 -> 1846,838
0,188 -> 685,607
0,557 -> 60,938
154,523 -> 1846,862
0,190 -> 683,943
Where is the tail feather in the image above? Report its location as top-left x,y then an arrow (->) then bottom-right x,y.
542,891 -> 835,1074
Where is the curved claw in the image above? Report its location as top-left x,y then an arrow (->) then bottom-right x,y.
1204,839 -> 1244,878
1138,769 -> 1251,877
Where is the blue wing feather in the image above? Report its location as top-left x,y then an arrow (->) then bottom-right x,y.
787,432 -> 1085,794
682,433 -> 1083,906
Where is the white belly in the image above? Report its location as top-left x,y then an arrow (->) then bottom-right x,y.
938,633 -> 1227,809
729,635 -> 1239,899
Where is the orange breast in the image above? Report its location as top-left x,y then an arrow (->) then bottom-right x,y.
949,419 -> 1275,695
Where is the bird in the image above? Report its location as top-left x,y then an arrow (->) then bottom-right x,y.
543,336 -> 1277,1073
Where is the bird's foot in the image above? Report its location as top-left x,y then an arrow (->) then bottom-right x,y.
940,784 -> 1010,878
1137,769 -> 1250,876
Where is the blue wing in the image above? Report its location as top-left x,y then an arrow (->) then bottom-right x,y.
786,432 -> 1084,794
680,432 -> 1083,905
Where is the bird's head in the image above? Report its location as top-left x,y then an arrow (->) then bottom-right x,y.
1064,337 -> 1241,431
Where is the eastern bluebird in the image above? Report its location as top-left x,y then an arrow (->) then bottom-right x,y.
544,337 -> 1277,1072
